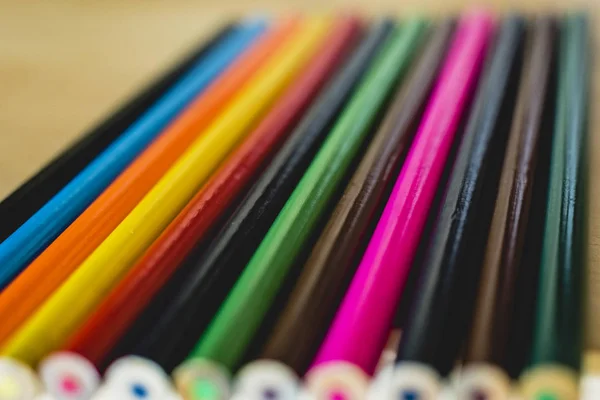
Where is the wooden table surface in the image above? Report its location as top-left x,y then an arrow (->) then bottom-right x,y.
1,0 -> 599,352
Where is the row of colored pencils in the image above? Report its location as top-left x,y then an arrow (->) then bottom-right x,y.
0,11 -> 590,400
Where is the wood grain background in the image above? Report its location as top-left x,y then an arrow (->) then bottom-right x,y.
1,0 -> 599,352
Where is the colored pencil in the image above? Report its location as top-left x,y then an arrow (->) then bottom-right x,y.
110,20 -> 393,374
259,19 -> 453,377
0,24 -> 232,243
0,22 -> 267,286
96,356 -> 177,400
392,16 -> 525,398
0,358 -> 42,399
520,14 -> 588,400
0,18 -> 330,366
0,20 -> 297,349
48,19 -> 359,393
503,31 -> 555,380
306,13 -> 492,399
181,16 -> 426,375
458,17 -> 555,399
233,359 -> 302,400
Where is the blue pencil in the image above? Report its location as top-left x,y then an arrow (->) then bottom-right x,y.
0,20 -> 267,287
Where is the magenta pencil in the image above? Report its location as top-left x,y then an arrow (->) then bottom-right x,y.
311,12 -> 494,376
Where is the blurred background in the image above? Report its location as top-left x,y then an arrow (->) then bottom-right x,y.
0,0 -> 596,198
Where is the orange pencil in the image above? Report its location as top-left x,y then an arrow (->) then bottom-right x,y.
0,19 -> 298,346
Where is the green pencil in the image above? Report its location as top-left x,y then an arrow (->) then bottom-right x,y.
520,14 -> 589,400
177,18 -> 427,375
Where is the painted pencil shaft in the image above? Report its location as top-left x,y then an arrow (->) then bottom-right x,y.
530,13 -> 588,372
503,31 -> 555,379
260,20 -> 454,376
1,19 -> 329,365
395,16 -> 524,376
0,24 -> 232,243
109,20 -> 393,373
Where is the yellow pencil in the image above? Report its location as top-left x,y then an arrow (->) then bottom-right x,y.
2,17 -> 330,365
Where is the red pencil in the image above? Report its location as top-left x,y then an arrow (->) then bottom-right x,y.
62,16 -> 361,368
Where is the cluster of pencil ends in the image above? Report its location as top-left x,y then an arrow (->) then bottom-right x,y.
0,9 -> 591,400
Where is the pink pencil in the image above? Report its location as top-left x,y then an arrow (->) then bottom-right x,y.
311,12 -> 494,376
